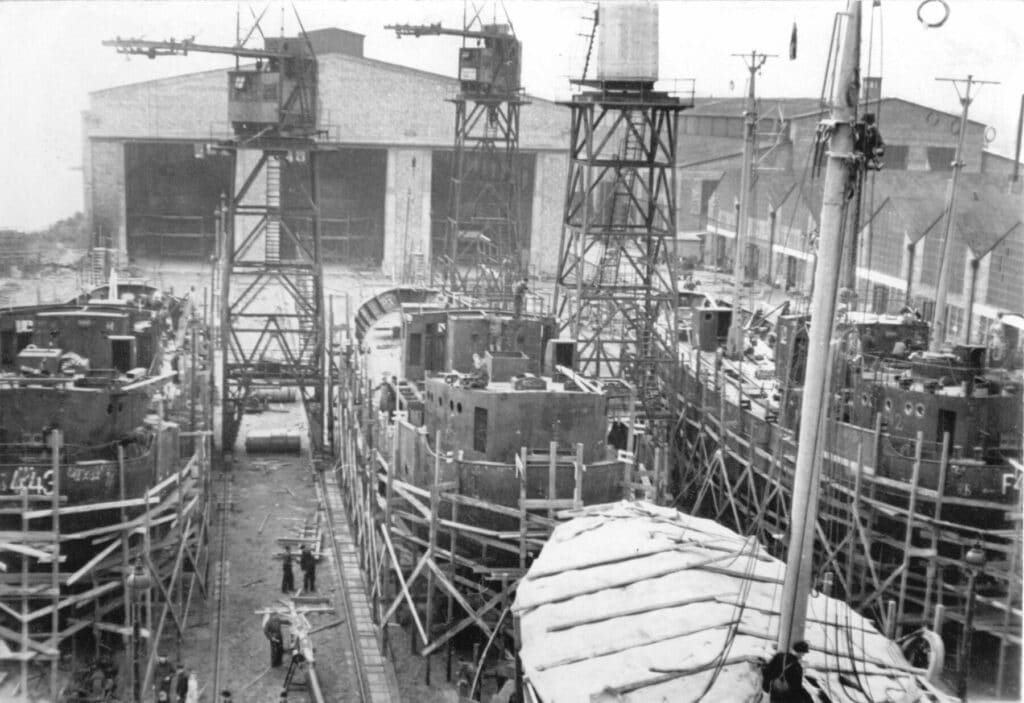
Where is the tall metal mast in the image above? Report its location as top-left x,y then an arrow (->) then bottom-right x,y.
929,74 -> 999,352
777,0 -> 860,651
726,50 -> 773,357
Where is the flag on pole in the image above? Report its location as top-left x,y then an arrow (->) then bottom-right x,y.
789,22 -> 798,60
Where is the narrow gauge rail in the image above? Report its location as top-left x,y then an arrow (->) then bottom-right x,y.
203,462 -> 385,703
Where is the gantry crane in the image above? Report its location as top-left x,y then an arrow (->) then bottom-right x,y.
385,19 -> 528,303
105,27 -> 333,457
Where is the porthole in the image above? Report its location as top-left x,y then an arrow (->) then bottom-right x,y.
860,393 -> 870,407
438,397 -> 443,407
456,402 -> 463,413
903,402 -> 913,415
884,399 -> 892,412
915,403 -> 925,417
449,400 -> 454,411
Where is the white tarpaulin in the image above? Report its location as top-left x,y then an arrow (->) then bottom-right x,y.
514,501 -> 952,703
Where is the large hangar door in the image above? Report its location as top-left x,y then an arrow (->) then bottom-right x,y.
430,151 -> 536,265
281,148 -> 386,266
123,142 -> 232,260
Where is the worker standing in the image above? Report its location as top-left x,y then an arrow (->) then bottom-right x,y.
300,545 -> 317,593
280,545 -> 295,594
513,278 -> 529,319
175,665 -> 189,703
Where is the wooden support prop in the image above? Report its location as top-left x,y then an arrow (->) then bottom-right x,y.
548,441 -> 558,519
66,536 -> 123,586
379,526 -> 429,645
573,443 -> 584,509
895,431 -> 924,634
519,447 -> 528,571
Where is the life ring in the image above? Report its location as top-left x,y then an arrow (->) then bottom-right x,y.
917,0 -> 950,28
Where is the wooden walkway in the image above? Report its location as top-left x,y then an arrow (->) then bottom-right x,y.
319,465 -> 401,703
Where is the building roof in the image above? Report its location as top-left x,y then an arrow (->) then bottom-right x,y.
686,95 -> 984,127
689,96 -> 824,118
89,26 -> 558,108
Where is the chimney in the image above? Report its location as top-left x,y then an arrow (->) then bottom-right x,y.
862,76 -> 882,108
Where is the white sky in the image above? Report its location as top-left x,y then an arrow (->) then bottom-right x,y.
1,0 -> 1021,231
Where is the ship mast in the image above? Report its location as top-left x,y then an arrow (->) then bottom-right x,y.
777,0 -> 861,651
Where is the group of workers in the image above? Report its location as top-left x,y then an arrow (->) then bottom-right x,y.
153,654 -> 198,703
280,544 -> 318,595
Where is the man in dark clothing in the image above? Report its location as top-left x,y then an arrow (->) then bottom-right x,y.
281,545 -> 295,593
155,654 -> 174,701
513,278 -> 529,319
264,613 -> 289,667
174,664 -> 189,703
374,374 -> 396,422
300,545 -> 316,592
762,640 -> 812,702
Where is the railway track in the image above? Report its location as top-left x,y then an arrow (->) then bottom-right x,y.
210,474 -> 233,702
204,460 -> 391,703
314,464 -> 374,703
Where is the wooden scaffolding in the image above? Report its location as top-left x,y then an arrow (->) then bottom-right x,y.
332,336 -> 663,699
673,352 -> 1022,695
0,316 -> 214,701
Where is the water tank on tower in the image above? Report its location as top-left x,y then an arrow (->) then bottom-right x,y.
596,1 -> 659,83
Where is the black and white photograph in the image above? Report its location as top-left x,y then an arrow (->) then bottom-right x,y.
0,1 -> 1021,701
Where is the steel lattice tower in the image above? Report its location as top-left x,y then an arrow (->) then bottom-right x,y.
554,83 -> 691,418
445,95 -> 527,300
385,21 -> 527,304
104,33 -> 334,457
217,144 -> 331,456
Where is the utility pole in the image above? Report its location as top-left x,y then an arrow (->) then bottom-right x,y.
727,50 -> 774,357
929,74 -> 999,352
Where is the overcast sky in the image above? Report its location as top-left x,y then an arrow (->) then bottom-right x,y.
1,0 -> 1021,231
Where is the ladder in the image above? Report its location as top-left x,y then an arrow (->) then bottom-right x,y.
265,158 -> 281,263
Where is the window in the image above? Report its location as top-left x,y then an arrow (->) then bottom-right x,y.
926,147 -> 956,171
473,407 -> 488,453
883,145 -> 908,170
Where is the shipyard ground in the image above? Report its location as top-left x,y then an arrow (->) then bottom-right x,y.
0,258 -> 1017,701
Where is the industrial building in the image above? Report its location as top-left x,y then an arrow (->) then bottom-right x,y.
83,28 -> 568,276
676,85 -> 1023,342
84,27 -> 1022,339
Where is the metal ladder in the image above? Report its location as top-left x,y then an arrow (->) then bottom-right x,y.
265,157 -> 281,263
